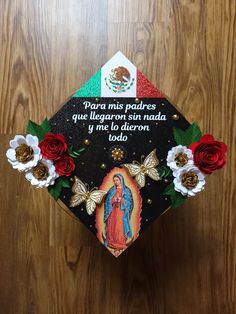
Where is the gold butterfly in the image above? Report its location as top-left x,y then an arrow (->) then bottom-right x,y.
70,176 -> 107,215
122,149 -> 160,189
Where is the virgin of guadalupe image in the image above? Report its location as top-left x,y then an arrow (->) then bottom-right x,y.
103,174 -> 134,254
96,167 -> 142,257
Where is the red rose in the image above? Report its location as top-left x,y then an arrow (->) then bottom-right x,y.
39,133 -> 68,160
54,155 -> 75,176
189,134 -> 227,174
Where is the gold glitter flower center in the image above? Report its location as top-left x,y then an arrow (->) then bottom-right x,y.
32,162 -> 49,181
181,171 -> 199,189
111,148 -> 124,161
15,144 -> 34,163
175,152 -> 189,167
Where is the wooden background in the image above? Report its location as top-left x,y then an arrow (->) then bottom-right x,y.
0,1 -> 235,313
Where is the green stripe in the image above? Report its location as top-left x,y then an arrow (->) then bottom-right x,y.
72,69 -> 101,97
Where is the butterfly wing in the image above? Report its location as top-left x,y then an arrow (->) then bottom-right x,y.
70,194 -> 86,208
90,190 -> 107,204
122,163 -> 145,188
135,172 -> 146,189
86,190 -> 107,215
122,163 -> 141,177
123,150 -> 159,188
72,176 -> 87,194
143,149 -> 159,169
143,149 -> 160,181
70,176 -> 87,207
146,168 -> 160,181
85,198 -> 97,215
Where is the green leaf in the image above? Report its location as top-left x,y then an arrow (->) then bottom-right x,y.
173,122 -> 202,147
173,127 -> 187,145
171,193 -> 186,208
40,118 -> 51,134
68,145 -> 85,158
186,122 -> 202,144
48,183 -> 61,200
158,165 -> 171,178
164,182 -> 175,195
164,183 -> 187,208
48,177 -> 70,200
60,177 -> 71,188
26,118 -> 51,141
77,148 -> 85,153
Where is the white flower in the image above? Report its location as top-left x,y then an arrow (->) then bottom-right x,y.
25,158 -> 58,188
173,165 -> 205,197
6,134 -> 41,171
167,145 -> 194,172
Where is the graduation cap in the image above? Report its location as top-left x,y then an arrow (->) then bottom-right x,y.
7,52 -> 227,257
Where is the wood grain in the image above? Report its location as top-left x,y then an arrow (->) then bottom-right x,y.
0,0 -> 235,313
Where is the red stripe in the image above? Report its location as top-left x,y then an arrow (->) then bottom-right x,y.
136,70 -> 164,98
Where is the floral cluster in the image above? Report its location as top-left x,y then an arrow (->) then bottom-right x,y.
6,133 -> 75,188
39,133 -> 75,177
166,135 -> 227,197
